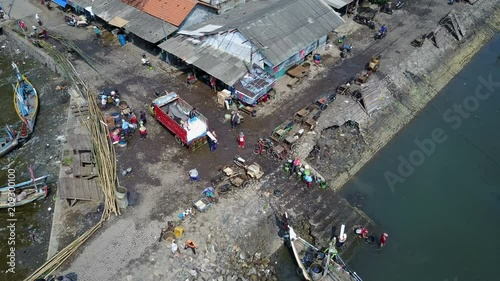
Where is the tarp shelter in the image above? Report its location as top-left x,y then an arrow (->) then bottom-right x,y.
52,0 -> 68,7
109,17 -> 129,28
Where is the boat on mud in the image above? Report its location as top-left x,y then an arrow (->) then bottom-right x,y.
0,184 -> 47,208
0,125 -> 20,158
284,213 -> 362,281
12,62 -> 39,139
0,174 -> 50,192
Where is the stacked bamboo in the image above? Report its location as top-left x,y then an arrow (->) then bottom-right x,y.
24,37 -> 119,281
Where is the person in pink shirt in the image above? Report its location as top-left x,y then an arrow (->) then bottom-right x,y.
379,233 -> 388,247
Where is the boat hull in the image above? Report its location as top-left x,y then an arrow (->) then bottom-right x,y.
12,63 -> 38,138
0,185 -> 47,208
0,125 -> 20,158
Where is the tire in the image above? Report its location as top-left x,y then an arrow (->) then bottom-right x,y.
253,146 -> 261,155
242,181 -> 250,188
290,143 -> 297,151
174,135 -> 184,146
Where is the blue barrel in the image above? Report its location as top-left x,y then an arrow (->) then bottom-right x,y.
118,34 -> 126,46
112,112 -> 121,123
313,54 -> 321,61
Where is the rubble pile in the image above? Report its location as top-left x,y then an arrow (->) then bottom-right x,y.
307,121 -> 366,178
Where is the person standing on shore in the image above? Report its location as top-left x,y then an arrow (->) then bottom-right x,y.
93,26 -> 101,38
121,119 -> 130,135
237,132 -> 246,148
139,110 -> 147,125
184,240 -> 198,255
207,130 -> 218,152
138,122 -> 147,140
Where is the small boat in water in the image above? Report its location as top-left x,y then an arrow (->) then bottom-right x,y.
284,212 -> 362,281
0,185 -> 47,208
12,62 -> 39,139
0,125 -> 20,158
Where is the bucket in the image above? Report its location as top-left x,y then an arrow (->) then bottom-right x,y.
310,263 -> 323,280
115,186 -> 129,208
162,231 -> 175,244
174,226 -> 184,238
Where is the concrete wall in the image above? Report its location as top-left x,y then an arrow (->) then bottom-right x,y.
180,5 -> 218,30
4,29 -> 66,79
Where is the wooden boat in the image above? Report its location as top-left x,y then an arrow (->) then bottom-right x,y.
0,174 -> 50,192
288,225 -> 363,281
0,185 -> 47,208
12,62 -> 39,139
0,125 -> 20,158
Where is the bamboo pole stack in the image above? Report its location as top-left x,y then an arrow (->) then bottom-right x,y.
24,37 -> 120,281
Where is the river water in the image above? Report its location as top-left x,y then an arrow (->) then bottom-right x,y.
341,34 -> 500,281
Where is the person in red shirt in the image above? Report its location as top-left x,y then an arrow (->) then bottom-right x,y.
237,132 -> 246,148
129,113 -> 138,130
379,233 -> 388,247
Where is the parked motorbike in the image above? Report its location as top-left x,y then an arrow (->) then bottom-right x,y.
45,2 -> 52,10
98,89 -> 120,105
375,25 -> 388,40
380,3 -> 393,15
339,43 -> 352,58
353,15 -> 375,29
65,16 -> 76,26
394,1 -> 404,9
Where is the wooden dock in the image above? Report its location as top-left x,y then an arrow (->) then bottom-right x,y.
58,178 -> 103,206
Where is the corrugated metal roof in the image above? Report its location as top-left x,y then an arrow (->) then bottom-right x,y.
158,36 -> 249,85
70,0 -> 177,43
323,0 -> 353,9
181,0 -> 344,66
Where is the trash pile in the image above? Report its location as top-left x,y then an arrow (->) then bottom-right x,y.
307,120 -> 366,177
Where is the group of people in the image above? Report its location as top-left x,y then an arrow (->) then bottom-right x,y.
170,239 -> 198,255
283,158 -> 327,189
107,100 -> 148,144
355,227 -> 389,248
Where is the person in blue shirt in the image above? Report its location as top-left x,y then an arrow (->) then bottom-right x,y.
121,119 -> 130,135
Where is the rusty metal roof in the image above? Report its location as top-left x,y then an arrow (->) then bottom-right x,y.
122,0 -> 199,27
180,0 -> 345,66
71,0 -> 177,43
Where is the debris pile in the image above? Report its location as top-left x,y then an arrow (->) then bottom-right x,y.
307,121 -> 366,177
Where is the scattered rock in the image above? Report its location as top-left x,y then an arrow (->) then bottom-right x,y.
188,269 -> 197,277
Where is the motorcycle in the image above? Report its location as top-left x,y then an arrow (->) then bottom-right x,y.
375,25 -> 388,40
65,16 -> 76,26
353,15 -> 376,29
394,1 -> 404,9
339,43 -> 352,58
98,89 -> 120,105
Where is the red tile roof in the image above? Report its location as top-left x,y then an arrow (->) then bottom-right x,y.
122,0 -> 199,27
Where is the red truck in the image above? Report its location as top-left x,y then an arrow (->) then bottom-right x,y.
150,92 -> 208,150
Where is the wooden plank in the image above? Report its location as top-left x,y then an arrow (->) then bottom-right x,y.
58,178 -> 103,202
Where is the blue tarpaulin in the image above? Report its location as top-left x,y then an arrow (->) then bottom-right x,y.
52,0 -> 67,8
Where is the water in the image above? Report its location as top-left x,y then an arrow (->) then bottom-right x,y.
341,34 -> 500,281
